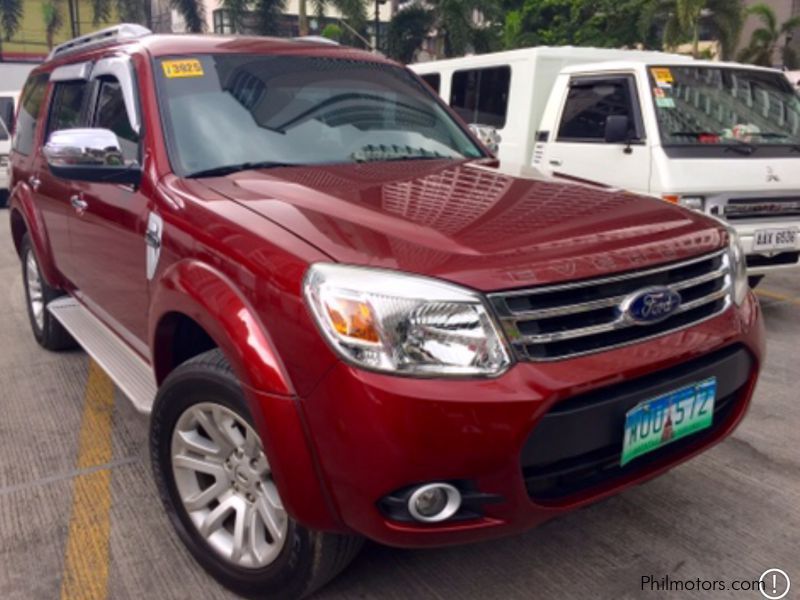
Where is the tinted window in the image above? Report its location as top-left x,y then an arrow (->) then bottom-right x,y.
450,66 -> 510,128
13,73 -> 49,155
558,78 -> 638,142
420,73 -> 441,94
93,79 -> 140,163
48,81 -> 89,136
0,96 -> 14,141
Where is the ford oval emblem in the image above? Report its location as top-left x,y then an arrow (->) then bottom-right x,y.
622,287 -> 682,325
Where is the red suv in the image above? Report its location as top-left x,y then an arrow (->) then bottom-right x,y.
9,25 -> 764,599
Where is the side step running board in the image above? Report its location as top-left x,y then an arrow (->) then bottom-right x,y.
47,297 -> 157,413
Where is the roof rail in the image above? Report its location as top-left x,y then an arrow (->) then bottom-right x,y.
47,23 -> 152,61
292,35 -> 340,46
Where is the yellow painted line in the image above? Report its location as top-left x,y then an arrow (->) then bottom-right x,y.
60,360 -> 116,600
756,288 -> 800,307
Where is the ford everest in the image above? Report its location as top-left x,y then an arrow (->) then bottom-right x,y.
8,25 -> 764,599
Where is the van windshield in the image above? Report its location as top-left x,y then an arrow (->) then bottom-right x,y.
154,54 -> 484,177
649,65 -> 800,151
0,95 -> 13,141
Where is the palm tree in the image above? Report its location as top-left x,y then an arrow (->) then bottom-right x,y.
42,0 -> 64,49
427,0 -> 500,57
386,3 -> 433,62
312,0 -> 368,45
252,0 -> 285,35
738,2 -> 800,68
0,0 -> 24,57
90,0 -> 147,26
640,0 -> 744,60
170,0 -> 206,32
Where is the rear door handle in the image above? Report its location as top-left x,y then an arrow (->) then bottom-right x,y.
28,176 -> 41,191
70,195 -> 88,214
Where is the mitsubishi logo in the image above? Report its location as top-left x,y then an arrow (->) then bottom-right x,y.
767,167 -> 780,183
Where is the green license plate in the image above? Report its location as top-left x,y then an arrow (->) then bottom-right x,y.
621,377 -> 717,466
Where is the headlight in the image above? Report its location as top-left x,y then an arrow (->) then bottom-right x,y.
303,264 -> 512,376
727,228 -> 748,305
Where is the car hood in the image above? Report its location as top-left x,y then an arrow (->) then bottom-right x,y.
195,159 -> 726,291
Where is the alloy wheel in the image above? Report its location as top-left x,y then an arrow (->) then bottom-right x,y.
25,249 -> 45,331
170,402 -> 288,569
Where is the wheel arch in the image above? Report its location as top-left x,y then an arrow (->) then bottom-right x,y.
8,187 -> 63,288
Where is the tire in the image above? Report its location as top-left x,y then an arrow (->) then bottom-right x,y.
748,275 -> 764,288
150,349 -> 363,600
20,234 -> 76,351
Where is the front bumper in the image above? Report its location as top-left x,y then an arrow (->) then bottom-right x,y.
294,292 -> 763,547
727,220 -> 800,275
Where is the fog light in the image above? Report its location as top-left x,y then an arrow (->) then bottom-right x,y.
407,483 -> 461,523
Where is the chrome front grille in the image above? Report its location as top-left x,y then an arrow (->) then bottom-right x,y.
725,197 -> 800,220
489,250 -> 732,361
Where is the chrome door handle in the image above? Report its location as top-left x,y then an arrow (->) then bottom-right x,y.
70,195 -> 88,213
29,176 -> 41,191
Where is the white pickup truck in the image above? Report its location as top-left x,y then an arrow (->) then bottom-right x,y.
1,91 -> 20,207
411,48 -> 800,282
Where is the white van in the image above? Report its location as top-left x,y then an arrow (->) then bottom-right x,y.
1,91 -> 20,206
411,48 -> 800,280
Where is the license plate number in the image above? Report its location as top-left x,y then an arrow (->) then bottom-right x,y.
621,378 -> 717,466
752,228 -> 798,252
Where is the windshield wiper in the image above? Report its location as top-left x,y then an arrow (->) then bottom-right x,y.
187,161 -> 295,178
724,139 -> 757,155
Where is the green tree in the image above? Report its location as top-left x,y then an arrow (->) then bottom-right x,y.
738,2 -> 800,68
170,0 -> 206,32
640,0 -> 744,59
503,0 -> 656,51
428,0 -> 501,57
386,3 -> 433,62
313,0 -> 368,46
253,0 -> 286,34
42,0 -> 64,49
321,22 -> 342,40
90,0 -> 147,25
0,0 -> 24,42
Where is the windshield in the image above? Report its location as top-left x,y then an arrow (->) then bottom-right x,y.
154,54 -> 484,177
649,66 -> 800,149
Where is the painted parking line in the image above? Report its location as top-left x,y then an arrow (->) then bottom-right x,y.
756,288 -> 800,307
60,360 -> 115,600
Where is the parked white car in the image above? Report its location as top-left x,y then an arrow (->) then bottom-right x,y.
412,48 -> 800,281
1,91 -> 20,207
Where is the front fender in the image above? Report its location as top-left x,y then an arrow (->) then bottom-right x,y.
149,260 -> 345,531
9,183 -> 63,288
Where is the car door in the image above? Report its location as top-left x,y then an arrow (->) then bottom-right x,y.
67,63 -> 152,351
34,67 -> 92,281
545,74 -> 652,194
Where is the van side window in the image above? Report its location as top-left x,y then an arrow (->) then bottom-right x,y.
450,66 -> 510,128
93,78 -> 140,163
47,81 -> 89,136
0,95 -> 14,140
420,73 -> 441,94
558,78 -> 640,142
13,73 -> 50,155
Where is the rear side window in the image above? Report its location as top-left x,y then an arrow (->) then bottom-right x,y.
93,78 -> 140,163
13,73 -> 49,155
557,78 -> 640,142
47,81 -> 89,136
0,96 -> 14,141
450,66 -> 510,128
420,73 -> 441,94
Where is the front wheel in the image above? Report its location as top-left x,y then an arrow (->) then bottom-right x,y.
150,349 -> 362,599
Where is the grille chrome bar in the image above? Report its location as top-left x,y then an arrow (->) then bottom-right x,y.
490,249 -> 732,361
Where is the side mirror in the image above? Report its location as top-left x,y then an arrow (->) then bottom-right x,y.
468,123 -> 502,155
604,115 -> 630,144
44,128 -> 142,185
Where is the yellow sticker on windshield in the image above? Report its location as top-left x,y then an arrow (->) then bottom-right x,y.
651,67 -> 674,85
162,59 -> 204,79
